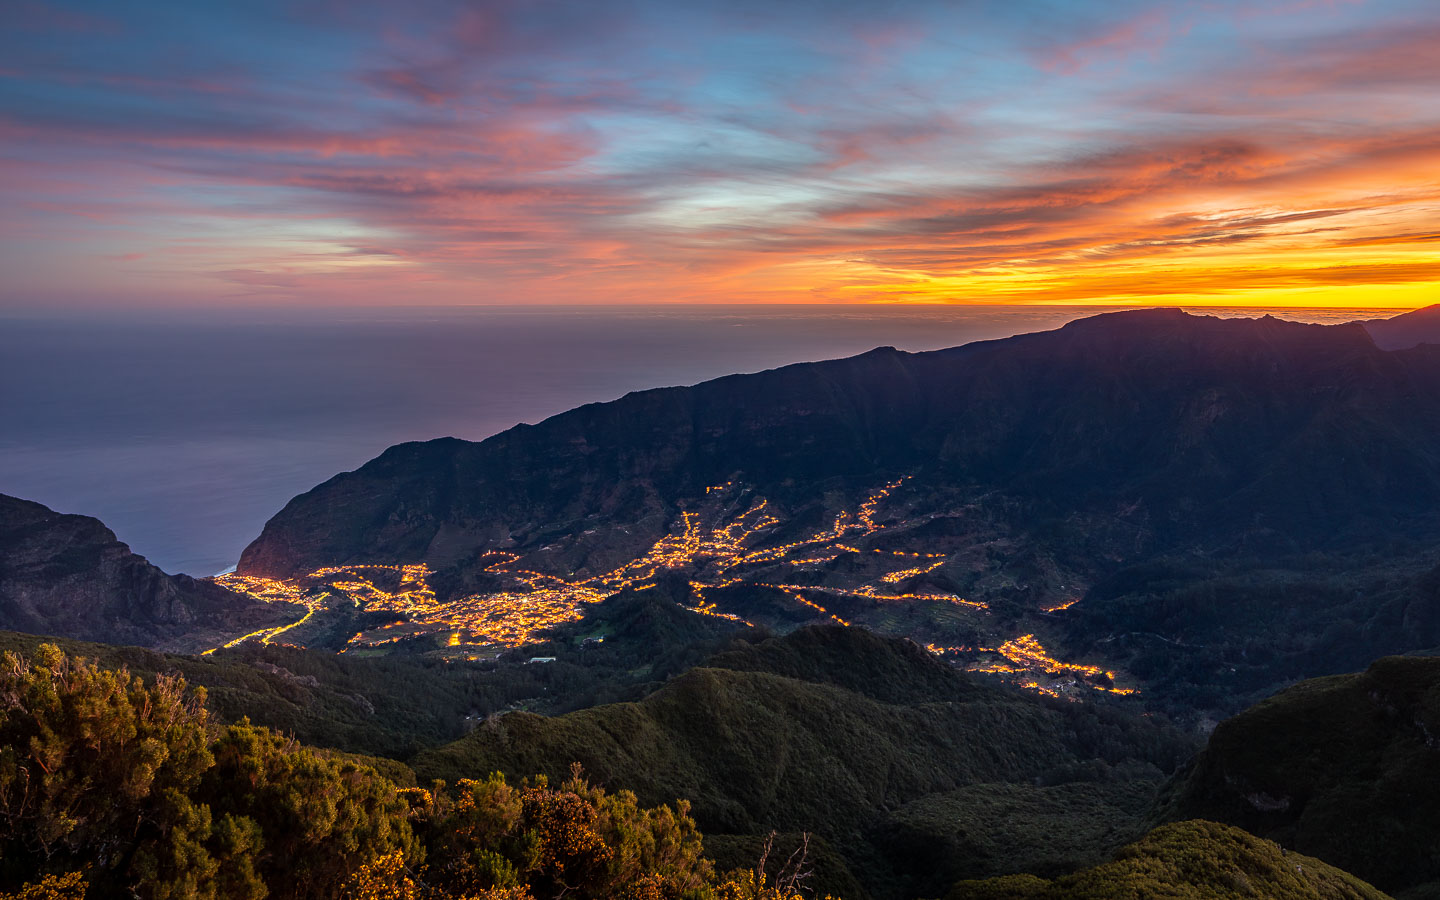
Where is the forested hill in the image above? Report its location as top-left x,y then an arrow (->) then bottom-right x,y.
414,626 -> 1195,898
0,639 -> 1397,900
1164,654 -> 1440,898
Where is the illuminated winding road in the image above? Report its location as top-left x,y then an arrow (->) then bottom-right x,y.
208,477 -> 1134,697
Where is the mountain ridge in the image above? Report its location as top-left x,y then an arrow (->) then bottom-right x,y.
1361,302 -> 1440,350
241,309 -> 1432,580
0,493 -> 284,651
219,308 -> 1440,711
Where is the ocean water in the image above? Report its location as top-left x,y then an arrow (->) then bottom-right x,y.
0,304 -> 1389,576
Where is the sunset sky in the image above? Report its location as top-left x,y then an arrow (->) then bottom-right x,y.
3,0 -> 1438,309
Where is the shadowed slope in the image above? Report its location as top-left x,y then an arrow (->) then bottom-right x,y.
241,310 -> 1440,584
948,820 -> 1390,900
413,626 -> 1194,899
1164,655 -> 1440,897
0,494 -> 280,650
1362,304 -> 1440,350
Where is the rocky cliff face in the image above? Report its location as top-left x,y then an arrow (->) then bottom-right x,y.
239,309 -> 1440,584
0,494 -> 281,650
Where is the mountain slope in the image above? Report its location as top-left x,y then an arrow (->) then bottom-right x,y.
230,309 -> 1440,712
1163,655 -> 1440,898
0,494 -> 280,650
1362,303 -> 1440,350
948,820 -> 1391,900
413,626 -> 1194,899
241,310 -> 1440,582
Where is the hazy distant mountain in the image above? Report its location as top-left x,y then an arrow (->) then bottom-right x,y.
1360,302 -> 1440,350
0,494 -> 284,650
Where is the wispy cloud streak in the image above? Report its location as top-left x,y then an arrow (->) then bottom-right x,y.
2,0 -> 1438,308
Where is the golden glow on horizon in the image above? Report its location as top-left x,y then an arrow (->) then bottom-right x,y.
822,255 -> 1440,310
12,0 -> 1440,313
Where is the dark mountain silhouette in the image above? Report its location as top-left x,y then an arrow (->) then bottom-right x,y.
0,494 -> 283,650
1361,302 -> 1440,350
232,309 -> 1440,713
241,309 -> 1440,583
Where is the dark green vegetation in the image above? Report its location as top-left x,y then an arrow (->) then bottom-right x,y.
1165,655 -> 1440,899
947,820 -> 1389,900
236,309 -> 1440,717
1060,552 -> 1440,720
0,616 -> 1163,897
0,494 -> 282,651
12,308 -> 1440,898
414,626 -> 1196,899
0,584 -> 742,760
0,628 -> 490,759
0,644 -> 410,899
878,780 -> 1160,897
0,619 -> 1205,898
0,636 -> 1415,900
0,643 -> 835,900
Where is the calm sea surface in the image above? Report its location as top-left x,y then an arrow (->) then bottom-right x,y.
0,304 -> 1388,575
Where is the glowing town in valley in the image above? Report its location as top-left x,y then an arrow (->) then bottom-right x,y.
209,478 -> 1133,698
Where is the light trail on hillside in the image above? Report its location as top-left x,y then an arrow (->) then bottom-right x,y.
206,477 -> 1133,697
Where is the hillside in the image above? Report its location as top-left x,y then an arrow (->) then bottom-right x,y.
1164,655 -> 1440,898
226,309 -> 1440,715
0,581 -> 746,759
243,310 -> 1440,581
0,494 -> 282,651
9,639 -> 1383,900
1362,304 -> 1440,350
413,626 -> 1195,898
0,629 -> 491,759
948,820 -> 1391,900
1057,553 -> 1440,716
0,642 -> 759,900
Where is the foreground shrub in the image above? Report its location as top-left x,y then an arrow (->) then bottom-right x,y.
0,645 -> 826,900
